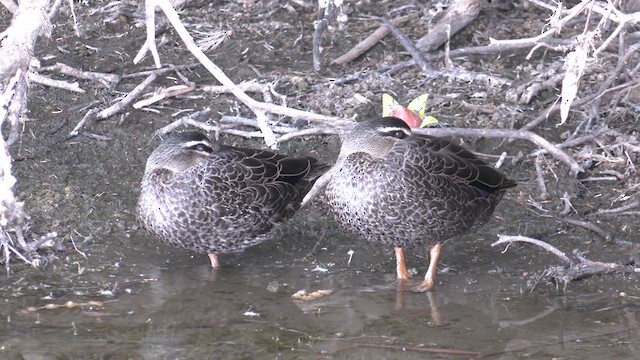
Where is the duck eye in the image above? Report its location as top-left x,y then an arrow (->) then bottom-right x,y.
188,143 -> 214,153
388,130 -> 408,139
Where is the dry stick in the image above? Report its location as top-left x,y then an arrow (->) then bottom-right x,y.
201,81 -> 271,94
134,0 -> 161,68
27,72 -> 84,93
534,155 -> 549,200
416,0 -> 481,51
559,192 -> 574,216
68,109 -> 99,139
68,74 -> 157,137
154,113 -> 296,139
0,0 -> 50,80
47,0 -> 63,19
322,36 -> 566,89
275,127 -> 341,144
156,112 -> 343,144
413,127 -> 583,176
551,250 -> 640,282
492,234 -> 572,265
4,69 -> 27,148
122,63 -> 199,79
381,18 -> 436,76
520,79 -> 638,132
133,0 -> 273,147
592,43 -> 640,114
561,218 -> 614,242
491,0 -> 593,50
1,0 -> 17,13
133,82 -> 195,109
312,1 -> 335,72
97,73 -> 157,119
573,251 -> 639,273
41,62 -> 120,87
153,108 -> 213,137
530,132 -> 600,157
322,342 -> 481,359
219,116 -> 297,133
135,0 -> 350,148
331,13 -> 419,66
594,201 -> 639,215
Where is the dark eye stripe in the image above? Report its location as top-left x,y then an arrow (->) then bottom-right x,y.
184,140 -> 214,153
377,126 -> 411,139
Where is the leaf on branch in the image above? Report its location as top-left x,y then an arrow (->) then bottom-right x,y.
559,39 -> 589,125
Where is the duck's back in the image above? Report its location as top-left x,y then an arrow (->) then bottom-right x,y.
324,135 -> 516,248
138,145 -> 326,255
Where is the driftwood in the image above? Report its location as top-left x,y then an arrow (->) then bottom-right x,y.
493,235 -> 639,290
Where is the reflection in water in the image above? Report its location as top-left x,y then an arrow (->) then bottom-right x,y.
1,240 -> 639,359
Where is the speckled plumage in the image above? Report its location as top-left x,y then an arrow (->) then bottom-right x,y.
137,131 -> 327,261
307,116 -> 517,250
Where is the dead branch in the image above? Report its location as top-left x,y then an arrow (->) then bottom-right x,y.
153,111 -> 348,145
414,127 -> 583,176
492,234 -> 639,289
544,250 -> 638,287
534,155 -> 549,200
0,0 -> 50,80
560,218 -> 614,243
381,18 -> 435,76
312,1 -> 335,72
133,82 -> 196,109
1,0 -> 17,13
97,73 -> 157,119
41,62 -> 120,88
331,13 -> 419,66
416,0 -> 481,51
492,234 -> 572,264
0,0 -> 60,270
69,74 -> 157,138
27,72 -> 85,93
593,201 -> 639,215
134,0 -> 350,148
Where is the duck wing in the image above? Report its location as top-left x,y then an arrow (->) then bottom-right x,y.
402,135 -> 517,198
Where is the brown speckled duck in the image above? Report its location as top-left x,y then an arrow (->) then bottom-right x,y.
302,117 -> 516,291
137,131 -> 328,267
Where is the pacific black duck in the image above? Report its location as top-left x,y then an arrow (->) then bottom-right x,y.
137,131 -> 328,267
302,117 -> 517,291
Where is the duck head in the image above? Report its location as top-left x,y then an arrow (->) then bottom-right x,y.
145,131 -> 219,174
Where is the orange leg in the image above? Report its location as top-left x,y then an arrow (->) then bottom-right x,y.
412,243 -> 442,293
394,247 -> 412,281
208,253 -> 220,268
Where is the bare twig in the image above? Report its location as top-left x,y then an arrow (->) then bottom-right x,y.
331,13 -> 419,66
560,218 -> 613,242
593,201 -> 639,215
27,72 -> 85,93
414,127 -> 583,176
381,18 -> 435,76
492,234 -> 572,264
416,0 -> 481,51
312,1 -> 335,72
534,155 -> 549,200
97,73 -> 157,119
41,62 -> 120,88
134,0 -> 350,147
1,0 -> 17,13
133,82 -> 196,109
